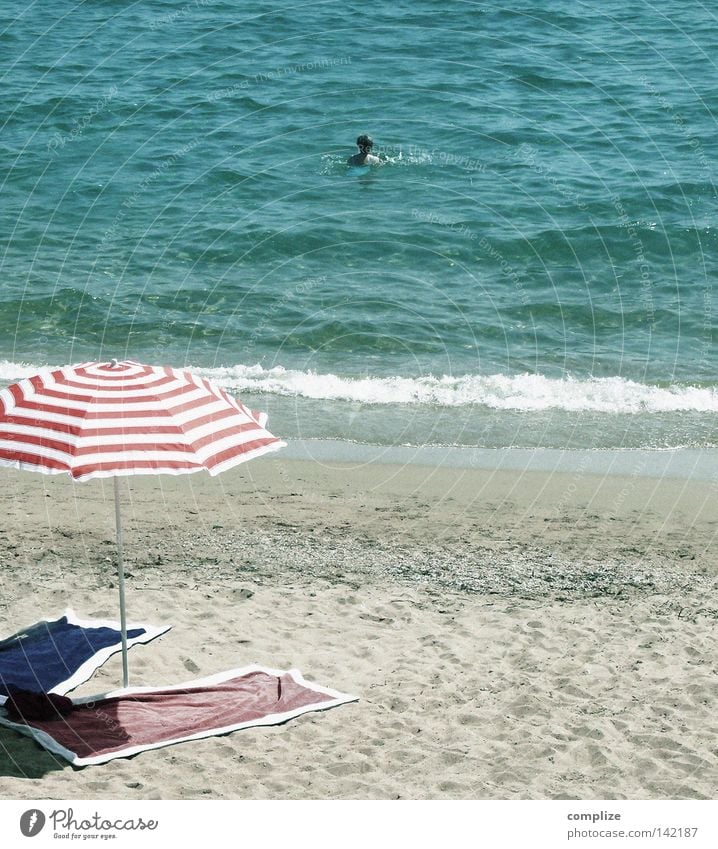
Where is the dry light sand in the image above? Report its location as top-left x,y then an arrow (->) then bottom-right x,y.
0,454 -> 716,800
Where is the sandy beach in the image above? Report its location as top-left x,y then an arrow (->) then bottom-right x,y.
0,455 -> 716,800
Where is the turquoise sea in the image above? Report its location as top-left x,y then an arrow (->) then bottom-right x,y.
2,1 -> 717,453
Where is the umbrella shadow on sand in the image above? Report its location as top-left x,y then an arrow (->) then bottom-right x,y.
0,698 -> 134,775
0,729 -> 66,777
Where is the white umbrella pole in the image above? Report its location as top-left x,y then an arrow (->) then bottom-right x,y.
114,476 -> 129,688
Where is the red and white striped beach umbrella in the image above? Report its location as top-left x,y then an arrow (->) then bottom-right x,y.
0,360 -> 285,685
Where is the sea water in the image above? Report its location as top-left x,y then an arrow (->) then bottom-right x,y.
2,1 -> 716,453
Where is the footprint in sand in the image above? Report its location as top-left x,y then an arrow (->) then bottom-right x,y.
441,750 -> 468,766
437,780 -> 467,794
326,761 -> 373,777
359,613 -> 395,624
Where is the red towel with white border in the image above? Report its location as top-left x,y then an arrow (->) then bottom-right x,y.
0,664 -> 357,766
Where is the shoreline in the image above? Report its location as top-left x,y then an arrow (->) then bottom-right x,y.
284,440 -> 718,481
0,457 -> 716,799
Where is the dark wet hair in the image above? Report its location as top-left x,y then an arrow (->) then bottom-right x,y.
357,134 -> 374,152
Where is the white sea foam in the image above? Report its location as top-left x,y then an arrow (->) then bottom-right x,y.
195,365 -> 718,414
1,360 -> 715,414
0,361 -> 50,381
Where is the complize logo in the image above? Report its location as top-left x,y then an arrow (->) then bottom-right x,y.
20,810 -> 46,837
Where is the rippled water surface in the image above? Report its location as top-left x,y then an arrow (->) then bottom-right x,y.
2,1 -> 717,447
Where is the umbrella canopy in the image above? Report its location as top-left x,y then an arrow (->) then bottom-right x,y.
0,360 -> 285,685
0,360 -> 283,480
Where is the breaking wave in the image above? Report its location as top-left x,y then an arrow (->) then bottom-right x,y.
1,360 -> 715,414
196,365 -> 718,414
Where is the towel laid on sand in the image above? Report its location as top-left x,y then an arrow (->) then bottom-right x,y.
0,610 -> 170,703
0,664 -> 357,766
4,689 -> 74,721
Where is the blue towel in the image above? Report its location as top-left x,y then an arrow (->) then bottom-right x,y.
0,610 -> 170,699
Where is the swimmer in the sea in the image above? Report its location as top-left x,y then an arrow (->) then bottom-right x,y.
348,134 -> 382,166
